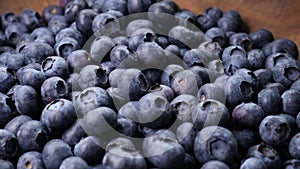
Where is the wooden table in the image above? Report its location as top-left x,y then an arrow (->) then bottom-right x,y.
0,0 -> 300,55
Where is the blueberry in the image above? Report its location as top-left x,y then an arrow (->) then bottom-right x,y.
0,52 -> 24,71
175,9 -> 197,27
183,48 -> 206,67
289,133 -> 300,159
75,86 -> 112,114
42,139 -> 73,169
194,126 -> 238,164
55,27 -> 86,46
279,113 -> 297,135
272,59 -> 300,88
116,117 -> 141,137
196,14 -> 217,32
249,29 -> 274,49
76,9 -> 97,37
257,87 -> 282,115
240,157 -> 267,169
168,25 -> 204,49
17,67 -> 46,90
4,115 -> 32,136
92,13 -> 119,36
232,102 -> 264,128
81,106 -> 118,139
224,75 -> 254,107
205,27 -> 228,47
221,45 -> 246,64
284,159 -> 300,169
149,84 -> 174,102
217,16 -> 241,32
190,65 -> 211,84
170,94 -> 197,122
62,120 -> 87,146
176,122 -> 198,154
17,151 -> 45,169
17,120 -> 49,151
291,79 -> 300,91
1,12 -> 20,30
118,101 -> 140,121
48,15 -> 69,35
197,83 -> 225,103
20,9 -> 42,31
165,44 -> 182,58
0,67 -> 16,93
127,0 -> 152,14
232,129 -> 259,153
90,36 -> 115,64
143,129 -> 185,169
128,27 -> 156,51
148,1 -> 176,31
41,56 -> 69,78
113,36 -> 128,46
102,0 -> 127,14
254,69 -> 273,89
67,50 -> 92,72
281,89 -> 300,116
100,61 -> 116,76
42,5 -> 64,23
20,42 -> 54,64
54,37 -> 81,58
30,27 -> 54,45
109,68 -> 149,101
161,64 -> 184,87
137,93 -> 173,129
229,32 -> 252,51
192,99 -> 230,129
59,156 -> 89,169
64,0 -> 88,23
0,159 -> 14,169
225,54 -> 250,75
201,160 -> 230,169
171,69 -> 202,96
10,85 -> 42,118
247,143 -> 282,169
0,129 -> 18,159
141,68 -> 163,87
204,6 -> 223,21
41,99 -> 76,136
259,115 -> 291,146
265,52 -> 293,70
263,38 -> 299,60
103,138 -> 146,169
41,76 -> 69,104
213,74 -> 230,91
207,59 -> 225,81
247,49 -> 265,70
5,22 -> 28,45
77,65 -> 109,90
110,45 -> 136,67
0,92 -> 14,128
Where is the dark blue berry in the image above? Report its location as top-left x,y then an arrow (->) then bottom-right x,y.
42,139 -> 73,169
17,151 -> 45,169
17,120 -> 49,151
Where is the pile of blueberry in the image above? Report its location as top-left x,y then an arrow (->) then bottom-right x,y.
1,0 -> 300,168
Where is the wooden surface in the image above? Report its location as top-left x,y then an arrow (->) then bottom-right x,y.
0,0 -> 300,52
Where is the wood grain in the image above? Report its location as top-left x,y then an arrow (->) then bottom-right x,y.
0,0 -> 300,54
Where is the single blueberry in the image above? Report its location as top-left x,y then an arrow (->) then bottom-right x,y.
0,129 -> 18,159
17,120 -> 49,151
17,151 -> 45,169
41,76 -> 69,104
42,139 -> 73,169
